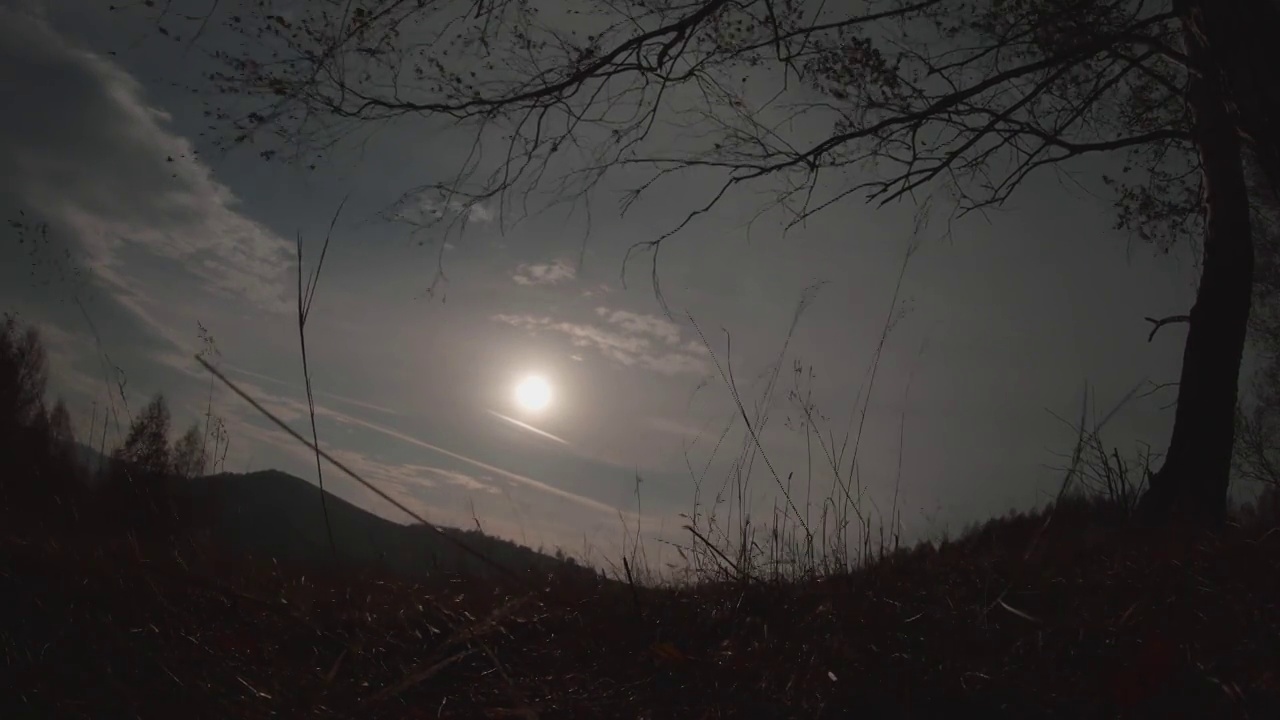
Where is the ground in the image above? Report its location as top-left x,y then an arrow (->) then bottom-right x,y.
3,498 -> 1279,719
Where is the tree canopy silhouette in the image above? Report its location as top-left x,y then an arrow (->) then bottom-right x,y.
114,394 -> 174,479
0,312 -> 48,435
172,422 -> 206,480
145,0 -> 1280,525
0,313 -> 86,517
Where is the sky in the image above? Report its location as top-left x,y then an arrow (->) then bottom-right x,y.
0,0 -> 1209,568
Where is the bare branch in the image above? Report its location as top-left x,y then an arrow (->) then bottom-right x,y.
1144,314 -> 1191,342
136,0 -> 1195,294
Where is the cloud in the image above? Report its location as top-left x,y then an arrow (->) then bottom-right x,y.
235,408 -> 636,555
220,362 -> 404,418
199,367 -> 629,521
513,258 -> 576,286
326,411 -> 627,517
27,320 -> 108,424
466,203 -> 495,224
328,450 -> 503,500
226,423 -> 449,525
595,307 -> 682,345
486,409 -> 572,445
646,415 -> 713,440
492,307 -> 711,376
0,8 -> 296,330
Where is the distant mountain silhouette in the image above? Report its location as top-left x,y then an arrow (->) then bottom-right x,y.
182,469 -> 596,582
70,437 -> 593,583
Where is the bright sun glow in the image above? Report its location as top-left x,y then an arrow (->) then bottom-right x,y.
513,375 -> 553,413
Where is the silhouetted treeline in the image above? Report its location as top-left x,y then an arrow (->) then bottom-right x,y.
0,313 -> 85,526
0,312 -> 213,538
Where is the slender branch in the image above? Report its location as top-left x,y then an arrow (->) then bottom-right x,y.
1144,314 -> 1191,342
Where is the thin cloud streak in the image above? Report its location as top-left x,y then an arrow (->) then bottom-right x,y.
486,409 -> 572,445
222,362 -> 404,417
492,309 -> 711,376
513,258 -> 576,286
309,407 -> 627,520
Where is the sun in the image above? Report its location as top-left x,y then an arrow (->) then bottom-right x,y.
513,375 -> 553,413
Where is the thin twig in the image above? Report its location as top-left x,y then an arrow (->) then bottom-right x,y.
682,523 -> 748,582
296,195 -> 349,556
1144,314 -> 1191,342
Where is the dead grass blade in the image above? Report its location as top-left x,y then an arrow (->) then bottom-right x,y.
364,649 -> 476,705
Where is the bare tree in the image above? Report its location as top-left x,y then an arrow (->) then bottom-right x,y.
107,393 -> 179,531
143,0 -> 1276,525
172,422 -> 207,479
114,394 -> 173,478
0,317 -> 83,511
0,312 -> 48,433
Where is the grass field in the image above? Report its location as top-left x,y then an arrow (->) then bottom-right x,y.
5,493 -> 1279,719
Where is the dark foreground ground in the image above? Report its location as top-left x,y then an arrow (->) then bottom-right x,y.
4,501 -> 1279,719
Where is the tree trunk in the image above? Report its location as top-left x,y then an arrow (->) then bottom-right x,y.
1137,0 -> 1253,526
1227,0 -> 1280,194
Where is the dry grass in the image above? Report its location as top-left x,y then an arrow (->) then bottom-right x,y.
4,495 -> 1279,719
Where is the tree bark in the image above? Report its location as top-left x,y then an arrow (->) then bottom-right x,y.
1226,0 -> 1280,195
1138,0 -> 1254,526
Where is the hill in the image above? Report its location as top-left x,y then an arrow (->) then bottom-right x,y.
184,468 -> 596,583
58,439 -> 593,584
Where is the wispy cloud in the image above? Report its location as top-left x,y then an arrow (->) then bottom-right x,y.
203,369 -> 629,520
228,424 -> 454,526
237,417 -> 631,554
220,362 -> 404,417
0,8 -> 295,334
646,415 -> 715,441
330,411 -> 625,517
512,259 -> 576,286
25,319 -> 115,435
594,307 -> 682,345
327,450 -> 503,500
492,306 -> 711,376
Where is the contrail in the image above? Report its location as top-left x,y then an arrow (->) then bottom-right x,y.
330,413 -> 617,517
221,361 -> 403,417
198,356 -> 626,520
486,409 -> 572,446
